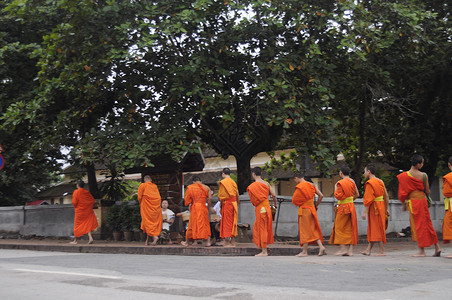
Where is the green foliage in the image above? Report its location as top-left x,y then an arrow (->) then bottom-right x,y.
119,202 -> 135,231
1,0 -> 451,200
105,204 -> 122,232
100,164 -> 127,202
0,0 -> 64,205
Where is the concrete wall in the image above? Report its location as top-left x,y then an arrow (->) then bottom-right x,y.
0,196 -> 445,239
0,205 -> 75,237
0,206 -> 24,234
0,204 -> 104,238
237,195 -> 446,238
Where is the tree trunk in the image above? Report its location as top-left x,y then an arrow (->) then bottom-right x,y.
86,163 -> 99,198
235,155 -> 252,195
353,97 -> 367,189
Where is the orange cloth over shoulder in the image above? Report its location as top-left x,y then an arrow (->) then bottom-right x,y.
219,177 -> 238,238
397,172 -> 438,248
329,178 -> 358,245
292,181 -> 324,245
138,182 -> 163,236
72,188 -> 98,238
184,182 -> 211,240
363,178 -> 386,243
442,172 -> 452,243
247,182 -> 274,249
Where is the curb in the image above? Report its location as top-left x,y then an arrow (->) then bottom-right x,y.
0,242 -> 315,256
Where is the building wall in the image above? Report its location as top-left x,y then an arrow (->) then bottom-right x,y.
277,175 -> 340,197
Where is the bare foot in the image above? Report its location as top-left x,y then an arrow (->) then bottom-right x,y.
374,253 -> 386,256
296,251 -> 308,257
445,255 -> 452,259
151,237 -> 159,246
360,250 -> 370,256
205,243 -> 211,247
255,252 -> 268,257
181,241 -> 188,247
144,241 -> 149,246
433,250 -> 441,257
69,241 -> 77,245
335,251 -> 347,256
411,253 -> 427,257
318,248 -> 326,256
88,240 -> 94,245
346,252 -> 354,257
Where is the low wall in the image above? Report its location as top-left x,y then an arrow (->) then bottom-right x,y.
0,196 -> 445,239
0,202 -> 105,238
237,195 -> 445,238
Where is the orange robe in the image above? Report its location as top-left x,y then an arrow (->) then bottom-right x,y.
363,178 -> 386,243
442,172 -> 452,243
292,181 -> 324,246
247,182 -> 274,249
184,182 -> 211,240
329,178 -> 358,245
138,182 -> 163,236
72,188 -> 98,238
397,172 -> 438,248
219,177 -> 238,238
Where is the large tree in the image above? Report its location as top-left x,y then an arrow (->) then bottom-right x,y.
330,0 -> 451,186
1,0 -> 450,200
2,0 -> 341,194
0,1 -> 64,205
112,0 -> 343,192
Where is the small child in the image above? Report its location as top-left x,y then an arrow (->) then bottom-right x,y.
160,200 -> 175,244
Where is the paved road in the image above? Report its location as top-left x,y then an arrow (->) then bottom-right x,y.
0,246 -> 451,299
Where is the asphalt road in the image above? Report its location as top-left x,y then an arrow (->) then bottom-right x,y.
0,247 -> 451,300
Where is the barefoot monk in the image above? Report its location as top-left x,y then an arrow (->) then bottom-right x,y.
329,166 -> 359,256
138,175 -> 163,246
292,172 -> 326,257
397,154 -> 441,257
219,168 -> 239,247
247,167 -> 277,256
361,164 -> 389,256
442,156 -> 452,258
184,176 -> 212,247
70,180 -> 98,245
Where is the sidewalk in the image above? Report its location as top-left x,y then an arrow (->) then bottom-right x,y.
0,236 -> 423,256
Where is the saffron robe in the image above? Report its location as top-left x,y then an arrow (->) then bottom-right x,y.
184,182 -> 211,240
363,178 -> 387,243
247,182 -> 274,249
72,188 -> 98,238
329,178 -> 358,245
292,181 -> 324,246
138,182 -> 163,236
397,171 -> 438,248
442,172 -> 452,243
219,177 -> 238,238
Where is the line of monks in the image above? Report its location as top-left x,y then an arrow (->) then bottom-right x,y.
70,155 -> 452,258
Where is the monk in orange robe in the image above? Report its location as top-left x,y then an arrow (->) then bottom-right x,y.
247,167 -> 277,256
184,176 -> 212,246
329,166 -> 359,256
219,167 -> 239,247
70,181 -> 98,245
397,154 -> 441,257
138,175 -> 163,246
360,164 -> 389,256
292,172 -> 326,257
442,156 -> 452,258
